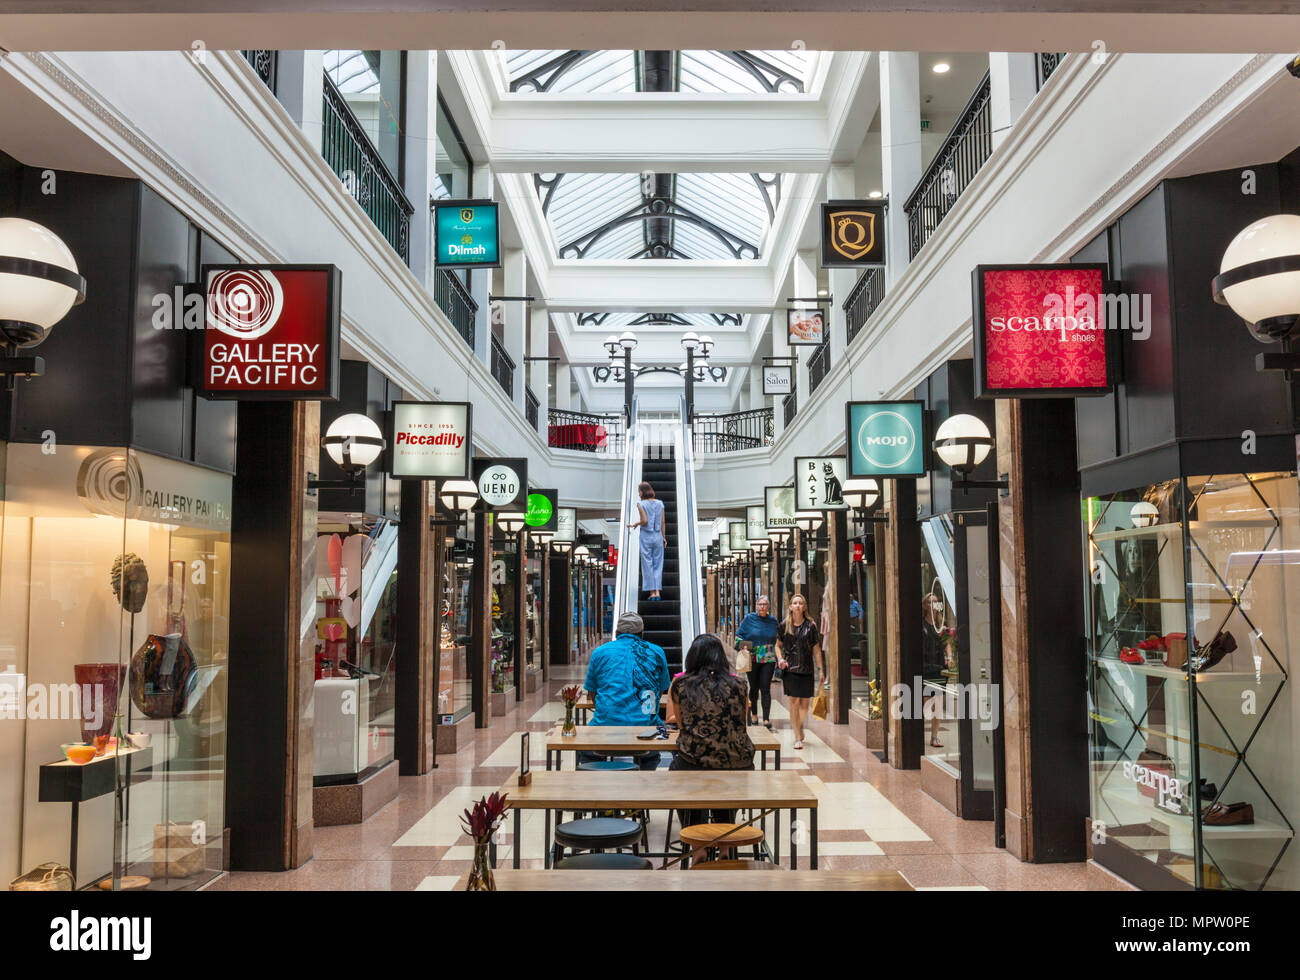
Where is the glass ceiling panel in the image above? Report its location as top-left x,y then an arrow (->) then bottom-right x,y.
504,50 -> 815,95
506,49 -> 637,93
675,173 -> 769,259
325,49 -> 380,93
678,50 -> 811,93
570,312 -> 744,330
547,172 -> 645,258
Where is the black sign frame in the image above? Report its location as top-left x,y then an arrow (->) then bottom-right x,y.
820,200 -> 887,268
472,457 -> 528,512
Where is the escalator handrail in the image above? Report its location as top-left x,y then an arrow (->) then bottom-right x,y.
612,397 -> 642,628
676,396 -> 706,652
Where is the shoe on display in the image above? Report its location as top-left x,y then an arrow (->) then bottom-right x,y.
1198,779 -> 1217,800
1201,801 -> 1254,826
1191,630 -> 1238,672
1119,648 -> 1144,665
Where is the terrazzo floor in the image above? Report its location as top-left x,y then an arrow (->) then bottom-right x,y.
213,661 -> 1122,891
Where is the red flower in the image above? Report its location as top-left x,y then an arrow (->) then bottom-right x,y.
559,684 -> 581,706
460,792 -> 510,843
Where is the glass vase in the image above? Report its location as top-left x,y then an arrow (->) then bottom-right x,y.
465,841 -> 495,891
561,702 -> 577,737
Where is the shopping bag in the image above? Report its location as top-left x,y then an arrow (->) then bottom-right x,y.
735,644 -> 752,673
811,693 -> 828,720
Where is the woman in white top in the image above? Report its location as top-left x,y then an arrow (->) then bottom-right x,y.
630,481 -> 666,599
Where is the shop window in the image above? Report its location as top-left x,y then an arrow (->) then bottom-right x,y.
438,530 -> 474,725
491,528 -> 518,696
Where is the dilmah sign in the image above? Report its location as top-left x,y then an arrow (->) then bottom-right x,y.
201,265 -> 342,400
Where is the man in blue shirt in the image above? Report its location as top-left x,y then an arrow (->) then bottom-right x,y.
581,612 -> 670,770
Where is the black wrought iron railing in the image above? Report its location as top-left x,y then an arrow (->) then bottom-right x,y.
434,268 -> 476,348
692,408 -> 773,454
844,267 -> 885,346
525,387 -> 540,431
903,71 -> 992,260
548,409 -> 625,455
808,341 -> 831,394
1036,52 -> 1066,90
490,334 -> 515,398
321,73 -> 414,264
241,50 -> 277,92
783,390 -> 797,427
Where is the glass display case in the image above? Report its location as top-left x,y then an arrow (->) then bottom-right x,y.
1085,473 -> 1297,890
525,543 -> 542,673
1,444 -> 231,891
438,531 -> 474,725
313,512 -> 399,785
490,525 -> 517,696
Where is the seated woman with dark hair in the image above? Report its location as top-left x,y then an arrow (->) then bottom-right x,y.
669,634 -> 755,832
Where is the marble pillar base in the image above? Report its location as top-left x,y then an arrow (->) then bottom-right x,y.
848,708 -> 885,750
490,686 -> 515,716
524,666 -> 541,694
312,760 -> 398,828
436,710 -> 476,755
921,755 -> 960,816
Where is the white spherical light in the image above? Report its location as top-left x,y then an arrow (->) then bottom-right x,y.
440,479 -> 479,513
933,413 -> 993,474
497,511 -> 526,533
323,413 -> 385,469
1130,501 -> 1159,529
0,217 -> 86,346
1213,214 -> 1300,342
794,510 -> 824,532
842,477 -> 881,511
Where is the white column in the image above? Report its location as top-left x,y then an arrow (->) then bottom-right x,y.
470,163 -> 493,367
770,306 -> 789,439
748,365 -> 763,415
529,304 -> 550,430
503,249 -> 528,414
403,51 -> 437,285
988,53 -> 1038,151
791,250 -> 816,402
276,51 -> 325,150
554,365 -> 572,410
879,52 -> 921,287
826,164 -> 855,367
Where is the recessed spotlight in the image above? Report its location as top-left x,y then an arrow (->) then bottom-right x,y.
817,287 -> 829,297
933,62 -> 950,74
869,190 -> 883,199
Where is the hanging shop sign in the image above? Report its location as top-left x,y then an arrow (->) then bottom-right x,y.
525,488 -> 558,532
719,530 -> 733,557
820,200 -> 887,268
794,456 -> 848,511
608,544 -> 618,565
201,264 -> 341,400
846,400 -> 927,478
786,308 -> 826,347
433,200 -> 501,269
762,362 -> 792,395
707,542 -> 719,563
389,401 -> 471,479
729,521 -> 749,553
765,485 -> 797,530
472,458 -> 527,511
971,263 -> 1114,398
746,505 -> 769,543
554,507 -> 577,544
853,541 -> 864,563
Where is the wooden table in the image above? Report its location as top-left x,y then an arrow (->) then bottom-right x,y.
501,769 -> 818,871
572,693 -> 668,725
457,869 -> 911,891
544,725 -> 782,770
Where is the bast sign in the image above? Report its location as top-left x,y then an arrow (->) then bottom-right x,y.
971,264 -> 1114,398
201,265 -> 341,400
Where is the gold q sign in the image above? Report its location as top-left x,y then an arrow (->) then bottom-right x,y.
829,210 -> 875,261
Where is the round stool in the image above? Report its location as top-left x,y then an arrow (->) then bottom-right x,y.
552,816 -> 644,865
690,859 -> 780,871
678,823 -> 766,865
578,759 -> 637,771
554,852 -> 654,871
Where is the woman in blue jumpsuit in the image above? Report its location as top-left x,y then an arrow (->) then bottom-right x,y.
632,481 -> 666,599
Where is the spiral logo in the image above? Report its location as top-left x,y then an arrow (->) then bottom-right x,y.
207,269 -> 284,340
77,448 -> 144,519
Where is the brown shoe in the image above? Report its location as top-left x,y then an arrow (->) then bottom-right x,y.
1202,801 -> 1254,826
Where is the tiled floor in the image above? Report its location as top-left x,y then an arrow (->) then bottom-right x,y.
214,664 -> 1100,891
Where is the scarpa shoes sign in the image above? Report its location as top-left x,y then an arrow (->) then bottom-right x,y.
846,400 -> 927,478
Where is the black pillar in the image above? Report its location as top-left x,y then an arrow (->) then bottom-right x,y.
894,477 -> 924,768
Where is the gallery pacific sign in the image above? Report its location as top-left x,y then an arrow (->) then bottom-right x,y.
846,401 -> 926,478
762,362 -> 792,395
472,458 -> 527,511
389,401 -> 471,479
794,456 -> 848,511
971,263 -> 1114,398
201,265 -> 341,399
786,308 -> 826,347
433,200 -> 501,269
821,200 -> 886,268
525,488 -> 558,532
765,485 -> 796,530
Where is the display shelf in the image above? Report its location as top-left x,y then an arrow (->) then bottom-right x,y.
1097,783 -> 1294,844
1090,523 -> 1182,544
38,746 -> 154,804
1097,658 -> 1268,685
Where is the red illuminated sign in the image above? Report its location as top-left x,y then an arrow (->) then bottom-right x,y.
972,264 -> 1112,399
202,265 -> 341,400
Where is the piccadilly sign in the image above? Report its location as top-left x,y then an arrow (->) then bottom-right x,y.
201,265 -> 341,400
390,401 -> 471,479
972,263 -> 1114,398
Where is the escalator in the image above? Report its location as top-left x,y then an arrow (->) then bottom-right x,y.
638,447 -> 681,668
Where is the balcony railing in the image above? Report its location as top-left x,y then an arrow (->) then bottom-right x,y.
692,408 -> 773,454
321,73 -> 413,264
903,71 -> 992,259
1036,52 -> 1067,90
548,409 -> 625,455
434,268 -> 476,348
844,267 -> 885,346
490,334 -> 515,398
241,50 -> 277,92
783,390 -> 797,427
808,341 -> 831,394
525,386 -> 540,431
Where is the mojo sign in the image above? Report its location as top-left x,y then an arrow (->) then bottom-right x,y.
201,264 -> 341,400
473,458 -> 528,511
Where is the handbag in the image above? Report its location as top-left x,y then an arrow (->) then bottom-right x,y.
811,693 -> 829,720
735,644 -> 752,674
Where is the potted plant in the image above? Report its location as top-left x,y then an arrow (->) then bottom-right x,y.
559,684 -> 581,737
461,792 -> 509,891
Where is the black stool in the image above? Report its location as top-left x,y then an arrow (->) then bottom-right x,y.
554,852 -> 654,871
552,816 -> 644,866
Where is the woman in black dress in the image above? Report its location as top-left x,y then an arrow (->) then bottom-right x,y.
776,593 -> 824,750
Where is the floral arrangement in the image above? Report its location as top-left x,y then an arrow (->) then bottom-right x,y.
559,684 -> 582,706
866,679 -> 883,720
490,640 -> 508,693
461,792 -> 509,892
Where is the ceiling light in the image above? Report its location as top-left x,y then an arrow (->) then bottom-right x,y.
817,288 -> 828,297
869,190 -> 883,199
933,62 -> 950,74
